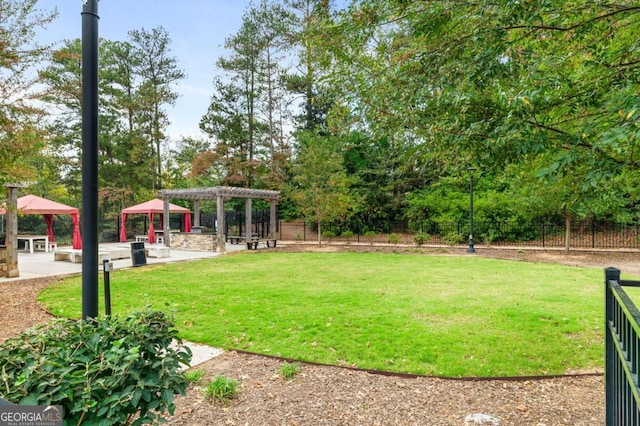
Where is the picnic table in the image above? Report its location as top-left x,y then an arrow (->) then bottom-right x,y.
227,235 -> 277,249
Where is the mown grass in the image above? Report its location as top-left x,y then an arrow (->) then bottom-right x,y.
39,252 -> 606,377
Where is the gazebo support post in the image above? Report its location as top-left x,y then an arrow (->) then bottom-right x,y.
245,199 -> 252,243
5,185 -> 20,278
270,199 -> 277,241
216,196 -> 225,253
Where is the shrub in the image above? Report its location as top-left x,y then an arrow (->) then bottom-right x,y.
0,310 -> 192,425
363,231 -> 377,245
413,232 -> 429,246
279,362 -> 301,380
443,231 -> 464,245
340,230 -> 354,238
388,233 -> 400,245
204,375 -> 238,404
322,230 -> 336,239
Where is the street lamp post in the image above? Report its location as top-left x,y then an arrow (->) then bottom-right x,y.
467,167 -> 476,253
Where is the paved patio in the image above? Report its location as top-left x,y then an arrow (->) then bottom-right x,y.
2,242 -> 247,282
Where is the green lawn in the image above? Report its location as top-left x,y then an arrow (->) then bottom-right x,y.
39,252 -> 606,377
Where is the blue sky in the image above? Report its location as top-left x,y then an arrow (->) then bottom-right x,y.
35,0 -> 256,140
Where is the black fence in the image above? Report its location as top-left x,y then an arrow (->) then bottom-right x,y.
4,214 -> 640,250
280,219 -> 640,250
605,268 -> 640,425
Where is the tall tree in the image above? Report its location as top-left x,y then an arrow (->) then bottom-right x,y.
250,0 -> 294,187
214,12 -> 265,187
284,0 -> 334,131
129,26 -> 185,190
0,0 -> 56,186
200,77 -> 254,186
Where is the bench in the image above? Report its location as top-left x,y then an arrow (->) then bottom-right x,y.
246,238 -> 277,250
227,235 -> 244,244
34,241 -> 56,251
54,247 -> 131,263
54,249 -> 112,264
146,245 -> 170,258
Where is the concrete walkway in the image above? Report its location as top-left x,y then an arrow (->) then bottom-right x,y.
1,242 -> 247,369
3,242 -> 249,281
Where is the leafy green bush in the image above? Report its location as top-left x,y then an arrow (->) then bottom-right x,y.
322,230 -> 336,238
204,375 -> 238,404
388,233 -> 400,245
413,232 -> 429,246
0,310 -> 192,425
340,230 -> 354,238
443,231 -> 464,245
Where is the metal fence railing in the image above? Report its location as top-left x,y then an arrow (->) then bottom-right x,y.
5,215 -> 640,250
605,267 -> 640,425
279,219 -> 640,250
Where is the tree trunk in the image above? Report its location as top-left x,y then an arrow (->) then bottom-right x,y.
564,214 -> 571,252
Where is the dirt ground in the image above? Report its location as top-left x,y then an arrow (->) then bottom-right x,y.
2,245 -> 635,425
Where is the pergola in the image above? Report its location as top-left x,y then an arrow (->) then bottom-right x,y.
158,186 -> 280,252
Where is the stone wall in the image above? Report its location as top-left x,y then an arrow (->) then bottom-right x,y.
169,233 -> 217,252
0,246 -> 7,277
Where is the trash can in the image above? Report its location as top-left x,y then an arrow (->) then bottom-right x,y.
130,241 -> 146,267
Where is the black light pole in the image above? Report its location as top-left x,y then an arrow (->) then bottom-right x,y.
81,0 -> 100,320
467,167 -> 476,253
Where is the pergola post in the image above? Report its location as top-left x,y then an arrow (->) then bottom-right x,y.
194,200 -> 200,227
5,185 -> 20,278
270,199 -> 277,240
245,198 -> 252,241
216,195 -> 225,253
163,196 -> 170,247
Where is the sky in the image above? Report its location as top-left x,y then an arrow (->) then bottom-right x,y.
34,0 -> 256,140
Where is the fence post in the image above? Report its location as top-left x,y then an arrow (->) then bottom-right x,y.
604,267 -> 620,426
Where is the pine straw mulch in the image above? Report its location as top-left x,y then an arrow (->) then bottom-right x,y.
3,245 -> 635,425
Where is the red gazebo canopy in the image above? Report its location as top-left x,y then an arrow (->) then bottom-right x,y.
119,198 -> 191,243
0,194 -> 82,249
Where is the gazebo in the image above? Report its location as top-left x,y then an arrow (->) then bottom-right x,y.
158,186 -> 280,252
119,199 -> 192,243
0,194 -> 82,249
